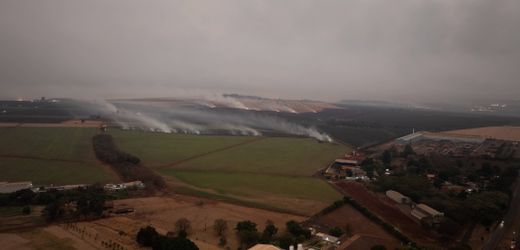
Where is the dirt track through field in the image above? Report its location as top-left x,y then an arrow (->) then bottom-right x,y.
157,137 -> 266,169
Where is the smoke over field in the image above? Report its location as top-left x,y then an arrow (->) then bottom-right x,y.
83,95 -> 333,142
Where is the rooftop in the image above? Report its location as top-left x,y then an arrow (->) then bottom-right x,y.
416,203 -> 443,216
248,244 -> 281,250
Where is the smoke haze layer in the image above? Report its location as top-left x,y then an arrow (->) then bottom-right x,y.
1,0 -> 519,104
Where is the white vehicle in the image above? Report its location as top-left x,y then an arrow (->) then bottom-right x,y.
499,220 -> 505,228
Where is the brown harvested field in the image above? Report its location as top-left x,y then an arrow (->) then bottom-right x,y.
316,205 -> 400,248
339,234 -> 400,250
334,181 -> 436,244
1,195 -> 304,250
111,195 -> 306,249
0,233 -> 30,250
317,205 -> 397,240
445,126 -> 520,141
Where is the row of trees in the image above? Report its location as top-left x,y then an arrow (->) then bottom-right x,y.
0,185 -> 110,222
154,217 -> 312,250
233,219 -> 311,249
92,134 -> 165,189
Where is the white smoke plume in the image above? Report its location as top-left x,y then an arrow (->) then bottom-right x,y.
84,98 -> 332,141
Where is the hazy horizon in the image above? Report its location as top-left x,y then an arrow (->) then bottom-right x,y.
1,0 -> 519,104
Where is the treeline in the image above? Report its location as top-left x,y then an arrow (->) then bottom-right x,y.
0,186 -> 109,222
92,134 -> 165,190
233,220 -> 311,250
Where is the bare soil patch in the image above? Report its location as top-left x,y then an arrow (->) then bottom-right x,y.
0,233 -> 31,250
446,126 -> 520,141
317,205 -> 397,241
334,181 -> 435,244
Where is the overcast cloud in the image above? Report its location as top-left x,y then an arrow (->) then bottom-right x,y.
0,0 -> 519,103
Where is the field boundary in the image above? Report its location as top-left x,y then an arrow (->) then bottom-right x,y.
0,154 -> 89,163
156,137 -> 266,169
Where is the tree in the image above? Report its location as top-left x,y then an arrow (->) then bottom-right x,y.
136,226 -> 159,247
286,221 -> 311,239
236,220 -> 257,232
175,218 -> 191,235
479,162 -> 498,178
328,227 -> 343,237
213,219 -> 228,237
277,234 -> 295,250
371,245 -> 387,250
382,150 -> 392,165
465,191 -> 509,226
401,144 -> 415,157
152,235 -> 198,250
218,237 -> 227,246
177,230 -> 188,238
44,200 -> 65,222
22,206 -> 32,215
236,220 -> 259,248
261,220 -> 278,242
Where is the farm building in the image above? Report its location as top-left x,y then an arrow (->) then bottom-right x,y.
386,190 -> 411,204
104,181 -> 145,191
343,150 -> 365,164
316,232 -> 340,245
411,203 -> 444,222
47,184 -> 88,191
0,181 -> 33,193
248,244 -> 282,250
334,159 -> 359,166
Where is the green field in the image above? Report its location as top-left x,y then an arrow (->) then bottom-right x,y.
111,129 -> 254,167
0,158 -> 113,185
0,127 -> 97,160
0,127 -> 116,185
161,170 -> 341,202
112,130 -> 346,175
173,137 -> 346,176
112,130 -> 348,214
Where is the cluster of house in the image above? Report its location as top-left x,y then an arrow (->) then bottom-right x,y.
323,151 -> 369,181
249,243 -> 307,250
248,233 -> 337,250
103,181 -> 145,191
0,180 -> 145,194
0,181 -> 33,193
396,131 -> 519,160
386,190 -> 444,224
248,228 -> 395,250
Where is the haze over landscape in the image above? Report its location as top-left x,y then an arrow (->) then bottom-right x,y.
2,1 -> 520,250
1,0 -> 520,103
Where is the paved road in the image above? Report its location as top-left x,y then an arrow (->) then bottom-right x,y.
483,171 -> 520,250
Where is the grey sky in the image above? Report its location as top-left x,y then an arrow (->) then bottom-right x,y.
1,0 -> 519,103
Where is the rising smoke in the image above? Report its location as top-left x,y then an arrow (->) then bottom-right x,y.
82,96 -> 332,142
